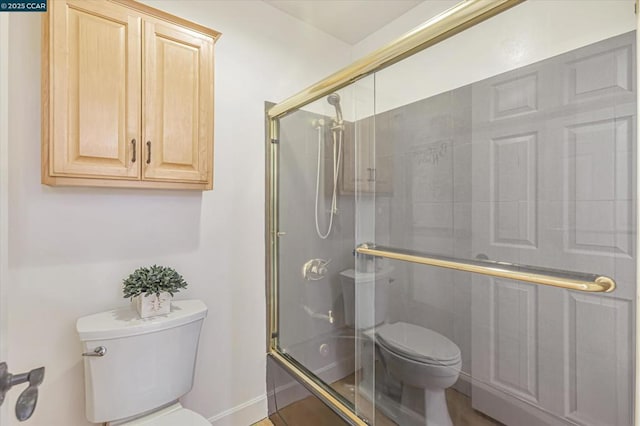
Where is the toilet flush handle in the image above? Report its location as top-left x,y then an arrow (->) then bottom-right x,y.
82,346 -> 106,357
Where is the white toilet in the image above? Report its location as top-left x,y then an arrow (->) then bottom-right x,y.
76,299 -> 210,425
339,269 -> 462,426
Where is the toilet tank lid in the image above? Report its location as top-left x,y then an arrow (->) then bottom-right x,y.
76,299 -> 207,341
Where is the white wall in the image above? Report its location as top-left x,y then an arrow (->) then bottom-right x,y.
5,2 -> 351,425
351,0 -> 457,59
362,0 -> 636,114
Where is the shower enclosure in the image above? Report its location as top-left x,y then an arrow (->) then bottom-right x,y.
266,1 -> 638,425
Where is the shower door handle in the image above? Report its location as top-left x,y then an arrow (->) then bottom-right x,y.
356,243 -> 616,293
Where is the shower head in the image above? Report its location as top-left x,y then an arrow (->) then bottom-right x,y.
327,93 -> 343,125
327,93 -> 340,106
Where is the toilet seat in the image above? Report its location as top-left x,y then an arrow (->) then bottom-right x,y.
119,403 -> 210,426
376,322 -> 461,366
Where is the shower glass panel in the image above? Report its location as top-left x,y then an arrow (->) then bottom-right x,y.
271,1 -> 636,425
362,1 -> 636,425
275,75 -> 377,420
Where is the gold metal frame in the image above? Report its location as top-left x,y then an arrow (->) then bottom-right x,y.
266,1 -> 528,424
356,244 -> 616,293
270,351 -> 366,425
636,14 -> 640,426
267,0 -> 524,120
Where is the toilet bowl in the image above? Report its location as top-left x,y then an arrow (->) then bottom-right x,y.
77,300 -> 210,425
376,322 -> 461,426
339,269 -> 461,426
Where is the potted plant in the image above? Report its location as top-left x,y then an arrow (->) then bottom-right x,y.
123,265 -> 188,318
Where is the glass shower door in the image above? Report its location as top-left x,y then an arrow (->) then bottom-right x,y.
273,76 -> 378,422
359,1 -> 636,425
467,30 -> 635,424
270,1 -> 637,425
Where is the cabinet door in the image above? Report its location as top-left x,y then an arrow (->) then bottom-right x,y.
143,21 -> 214,184
342,118 -> 373,193
50,0 -> 141,179
372,112 -> 394,194
341,115 -> 394,194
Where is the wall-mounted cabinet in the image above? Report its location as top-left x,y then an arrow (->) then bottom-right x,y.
341,116 -> 394,194
42,0 -> 220,190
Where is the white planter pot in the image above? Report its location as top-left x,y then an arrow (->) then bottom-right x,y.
135,292 -> 171,318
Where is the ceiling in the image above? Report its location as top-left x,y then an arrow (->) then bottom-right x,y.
262,0 -> 423,45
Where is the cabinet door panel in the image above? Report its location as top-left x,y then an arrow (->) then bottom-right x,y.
341,118 -> 373,193
51,0 -> 141,178
143,21 -> 213,184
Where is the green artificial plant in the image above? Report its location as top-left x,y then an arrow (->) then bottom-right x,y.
122,265 -> 188,299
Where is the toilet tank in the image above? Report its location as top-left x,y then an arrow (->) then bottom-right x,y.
339,267 -> 393,329
76,300 -> 207,424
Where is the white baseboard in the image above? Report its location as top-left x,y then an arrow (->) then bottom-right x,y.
208,394 -> 267,426
471,380 -> 570,426
453,373 -> 471,396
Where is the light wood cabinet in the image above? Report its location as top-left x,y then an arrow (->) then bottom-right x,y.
42,0 -> 220,190
341,116 -> 393,194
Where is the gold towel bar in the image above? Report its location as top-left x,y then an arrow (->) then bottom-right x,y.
356,244 -> 615,293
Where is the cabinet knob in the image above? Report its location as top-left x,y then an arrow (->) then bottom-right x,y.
146,141 -> 151,164
366,167 -> 376,182
131,139 -> 136,163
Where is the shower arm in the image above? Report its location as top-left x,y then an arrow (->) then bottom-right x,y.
356,243 -> 615,293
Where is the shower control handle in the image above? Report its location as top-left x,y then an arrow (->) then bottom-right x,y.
302,258 -> 330,281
